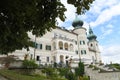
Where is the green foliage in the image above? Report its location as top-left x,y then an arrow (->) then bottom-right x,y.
58,68 -> 77,80
110,63 -> 120,70
0,69 -> 48,80
58,68 -> 70,77
42,68 -> 58,77
53,62 -> 57,68
67,0 -> 95,14
75,61 -> 85,77
22,60 -> 38,75
0,0 -> 95,54
83,76 -> 89,80
93,66 -> 99,70
22,60 -> 38,68
88,64 -> 93,68
65,71 -> 77,80
79,76 -> 89,80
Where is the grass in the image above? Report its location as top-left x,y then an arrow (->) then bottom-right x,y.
0,69 -> 49,80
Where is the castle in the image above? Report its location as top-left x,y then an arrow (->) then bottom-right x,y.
9,16 -> 101,65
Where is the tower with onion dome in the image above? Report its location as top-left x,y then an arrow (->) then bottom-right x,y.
72,16 -> 91,64
87,26 -> 101,63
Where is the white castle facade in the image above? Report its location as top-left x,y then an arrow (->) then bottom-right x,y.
9,17 -> 101,65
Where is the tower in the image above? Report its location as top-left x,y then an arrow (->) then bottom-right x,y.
72,16 -> 90,64
87,26 -> 101,63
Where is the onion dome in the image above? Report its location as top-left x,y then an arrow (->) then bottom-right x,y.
72,16 -> 84,28
87,26 -> 97,40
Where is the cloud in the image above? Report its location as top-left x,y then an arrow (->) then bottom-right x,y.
89,0 -> 119,14
90,1 -> 120,27
58,0 -> 120,29
99,25 -> 113,39
100,45 -> 120,63
106,24 -> 114,28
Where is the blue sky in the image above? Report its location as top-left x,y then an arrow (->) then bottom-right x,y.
57,0 -> 120,64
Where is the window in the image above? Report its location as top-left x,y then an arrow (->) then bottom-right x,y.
75,41 -> 77,45
46,45 -> 51,50
47,57 -> 49,62
35,43 -> 42,49
64,43 -> 68,50
91,44 -> 93,47
59,41 -> 63,50
36,56 -> 40,61
83,41 -> 85,45
80,41 -> 82,45
81,50 -> 86,55
80,41 -> 85,45
35,43 -> 38,49
39,44 -> 42,49
76,50 -> 78,54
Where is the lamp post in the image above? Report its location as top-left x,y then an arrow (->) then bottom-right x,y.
34,35 -> 36,60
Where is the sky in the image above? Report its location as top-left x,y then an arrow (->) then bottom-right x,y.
57,0 -> 120,64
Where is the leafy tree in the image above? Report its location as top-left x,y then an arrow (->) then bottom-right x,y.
0,0 -> 95,54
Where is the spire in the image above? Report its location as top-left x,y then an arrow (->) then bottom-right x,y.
87,25 -> 97,40
72,14 -> 84,28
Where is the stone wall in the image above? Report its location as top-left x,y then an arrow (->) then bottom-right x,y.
85,66 -> 120,80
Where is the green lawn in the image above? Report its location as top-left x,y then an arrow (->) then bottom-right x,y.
0,69 -> 49,80
0,69 -> 67,80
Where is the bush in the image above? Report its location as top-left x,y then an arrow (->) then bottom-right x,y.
58,68 -> 70,77
58,68 -> 77,80
41,68 -> 67,80
88,64 -> 93,68
66,71 -> 77,80
75,61 -> 84,77
42,68 -> 58,77
22,60 -> 38,75
22,60 -> 38,68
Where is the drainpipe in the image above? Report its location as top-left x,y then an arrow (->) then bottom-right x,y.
77,34 -> 81,62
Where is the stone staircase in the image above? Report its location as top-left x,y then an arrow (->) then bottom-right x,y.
85,65 -> 120,80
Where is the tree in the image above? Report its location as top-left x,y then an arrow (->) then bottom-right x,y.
0,0 -> 95,54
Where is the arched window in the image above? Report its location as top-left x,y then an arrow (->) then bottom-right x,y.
60,55 -> 64,62
90,43 -> 93,47
64,43 -> 68,50
59,41 -> 63,50
69,44 -> 73,51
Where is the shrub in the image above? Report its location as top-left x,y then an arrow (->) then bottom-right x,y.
22,60 -> 38,68
58,68 -> 70,77
65,71 -> 77,80
75,61 -> 84,77
22,60 -> 38,75
88,64 -> 93,68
